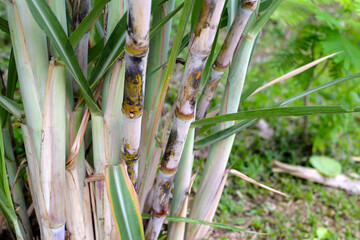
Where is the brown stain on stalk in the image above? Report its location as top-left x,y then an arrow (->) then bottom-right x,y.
122,74 -> 143,118
194,1 -> 216,37
121,142 -> 139,161
160,129 -> 178,174
176,70 -> 202,120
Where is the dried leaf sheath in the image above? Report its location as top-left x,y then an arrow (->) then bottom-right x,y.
196,0 -> 257,122
121,0 -> 151,187
145,1 -> 226,239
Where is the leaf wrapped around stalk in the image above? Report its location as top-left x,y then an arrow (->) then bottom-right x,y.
145,1 -> 226,239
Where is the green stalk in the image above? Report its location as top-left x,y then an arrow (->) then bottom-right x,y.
40,60 -> 66,239
2,125 -> 32,238
196,0 -> 257,123
71,0 -> 90,94
145,1 -> 226,239
92,114 -> 114,240
5,0 -> 48,162
168,128 -> 195,240
121,0 -> 152,187
89,1 -> 127,238
187,34 -> 256,240
22,124 -> 54,240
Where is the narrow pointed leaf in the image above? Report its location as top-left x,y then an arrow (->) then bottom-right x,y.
89,13 -> 127,85
194,72 -> 360,148
26,0 -> 101,114
150,2 -> 183,39
141,214 -> 260,234
0,95 -> 24,120
192,105 -> 360,127
69,0 -> 111,48
0,16 -> 9,35
6,50 -> 18,100
89,2 -> 182,86
105,164 -> 144,240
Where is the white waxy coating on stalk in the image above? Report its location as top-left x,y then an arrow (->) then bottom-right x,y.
163,118 -> 190,169
126,0 -> 151,50
146,1 -> 226,239
122,0 -> 151,186
196,1 -> 256,121
188,33 -> 257,238
196,68 -> 223,120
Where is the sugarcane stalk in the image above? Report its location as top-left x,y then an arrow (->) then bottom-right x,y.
121,0 -> 152,187
65,108 -> 94,240
145,1 -> 226,239
187,34 -> 257,240
138,0 -> 176,209
2,126 -> 32,238
92,115 -> 113,240
138,62 -> 184,213
40,60 -> 66,239
5,0 -> 48,163
168,127 -> 195,240
196,0 -> 257,123
22,124 -> 54,240
64,2 -> 95,239
0,73 -> 31,237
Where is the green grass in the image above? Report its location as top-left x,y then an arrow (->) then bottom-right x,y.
206,126 -> 360,239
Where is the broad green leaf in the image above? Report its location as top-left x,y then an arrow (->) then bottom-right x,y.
194,72 -> 360,148
310,156 -> 342,177
89,13 -> 127,86
0,16 -> 9,35
141,214 -> 260,234
69,0 -> 111,48
105,164 -> 144,240
26,0 -> 101,114
316,227 -> 330,239
0,95 -> 24,120
191,106 -> 360,127
88,39 -> 104,63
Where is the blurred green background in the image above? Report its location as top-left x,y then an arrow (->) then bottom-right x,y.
0,0 -> 359,239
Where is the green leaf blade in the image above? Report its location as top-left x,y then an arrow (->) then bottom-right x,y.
69,0 -> 110,48
194,72 -> 360,148
105,164 -> 145,240
89,13 -> 127,86
0,95 -> 24,120
0,16 -> 10,35
192,106 -> 359,127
